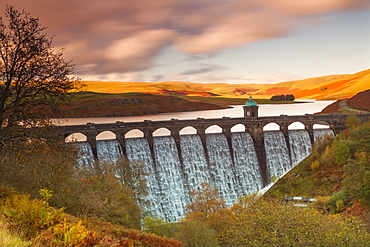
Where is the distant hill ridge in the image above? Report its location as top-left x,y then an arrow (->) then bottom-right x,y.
83,68 -> 370,100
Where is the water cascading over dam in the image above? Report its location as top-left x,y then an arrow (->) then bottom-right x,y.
73,128 -> 334,222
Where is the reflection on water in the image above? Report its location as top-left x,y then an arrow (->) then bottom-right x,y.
62,100 -> 334,141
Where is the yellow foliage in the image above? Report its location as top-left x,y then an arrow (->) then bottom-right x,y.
311,160 -> 320,170
50,218 -> 94,246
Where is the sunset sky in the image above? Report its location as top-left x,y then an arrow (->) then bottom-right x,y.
1,0 -> 370,83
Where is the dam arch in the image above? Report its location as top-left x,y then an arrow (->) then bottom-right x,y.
313,121 -> 331,129
179,126 -> 197,135
263,122 -> 281,131
96,130 -> 116,140
205,125 -> 223,134
65,132 -> 87,142
153,127 -> 171,137
288,121 -> 306,130
125,129 -> 145,138
231,123 -> 246,132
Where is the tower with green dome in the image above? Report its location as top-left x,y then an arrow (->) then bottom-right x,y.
243,96 -> 259,117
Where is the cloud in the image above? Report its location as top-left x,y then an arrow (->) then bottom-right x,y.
181,64 -> 225,75
81,72 -> 143,82
1,0 -> 369,79
105,29 -> 174,60
175,12 -> 286,53
265,0 -> 369,15
169,72 -> 302,84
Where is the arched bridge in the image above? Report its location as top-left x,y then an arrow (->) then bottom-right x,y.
57,112 -> 370,185
58,113 -> 370,156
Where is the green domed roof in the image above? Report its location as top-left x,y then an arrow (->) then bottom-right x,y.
244,96 -> 257,106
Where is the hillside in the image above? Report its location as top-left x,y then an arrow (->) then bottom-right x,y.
319,89 -> 370,114
264,120 -> 370,220
252,74 -> 347,98
61,92 -> 226,117
83,68 -> 370,100
254,69 -> 370,100
347,89 -> 370,112
60,92 -> 295,118
83,80 -> 267,97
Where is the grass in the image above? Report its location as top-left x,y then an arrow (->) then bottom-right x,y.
0,220 -> 30,247
69,91 -> 151,101
61,92 -> 302,118
70,92 -> 299,106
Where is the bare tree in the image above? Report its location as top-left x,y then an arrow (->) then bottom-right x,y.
0,6 -> 82,145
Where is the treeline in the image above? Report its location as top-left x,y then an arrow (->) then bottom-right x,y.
270,94 -> 295,101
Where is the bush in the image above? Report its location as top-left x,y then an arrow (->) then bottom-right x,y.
175,219 -> 219,247
142,216 -> 178,238
0,190 -> 64,238
32,218 -> 98,246
220,198 -> 370,246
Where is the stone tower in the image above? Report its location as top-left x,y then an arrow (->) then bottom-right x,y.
243,96 -> 259,117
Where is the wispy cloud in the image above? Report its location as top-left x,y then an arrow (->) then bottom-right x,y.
1,0 -> 368,79
181,64 -> 225,75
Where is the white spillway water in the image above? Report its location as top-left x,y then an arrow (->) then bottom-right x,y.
289,130 -> 312,166
153,136 -> 189,222
72,141 -> 94,167
72,128 -> 334,222
231,132 -> 263,194
180,135 -> 210,192
314,128 -> 335,141
96,139 -> 123,162
264,131 -> 292,179
205,133 -> 239,207
125,138 -> 162,217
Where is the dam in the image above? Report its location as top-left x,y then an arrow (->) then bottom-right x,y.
57,99 -> 370,221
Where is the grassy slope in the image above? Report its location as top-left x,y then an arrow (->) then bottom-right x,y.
318,89 -> 370,114
61,92 -> 226,117
347,89 -> 370,112
253,74 -> 347,98
253,69 -> 370,100
83,80 -> 268,97
82,68 -> 370,100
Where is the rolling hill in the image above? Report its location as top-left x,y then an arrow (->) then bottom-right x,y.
83,68 -> 370,100
264,69 -> 370,100
83,80 -> 267,97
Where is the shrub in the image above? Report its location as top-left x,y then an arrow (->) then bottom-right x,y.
330,191 -> 349,213
142,216 -> 178,238
1,193 -> 64,238
52,219 -> 93,245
